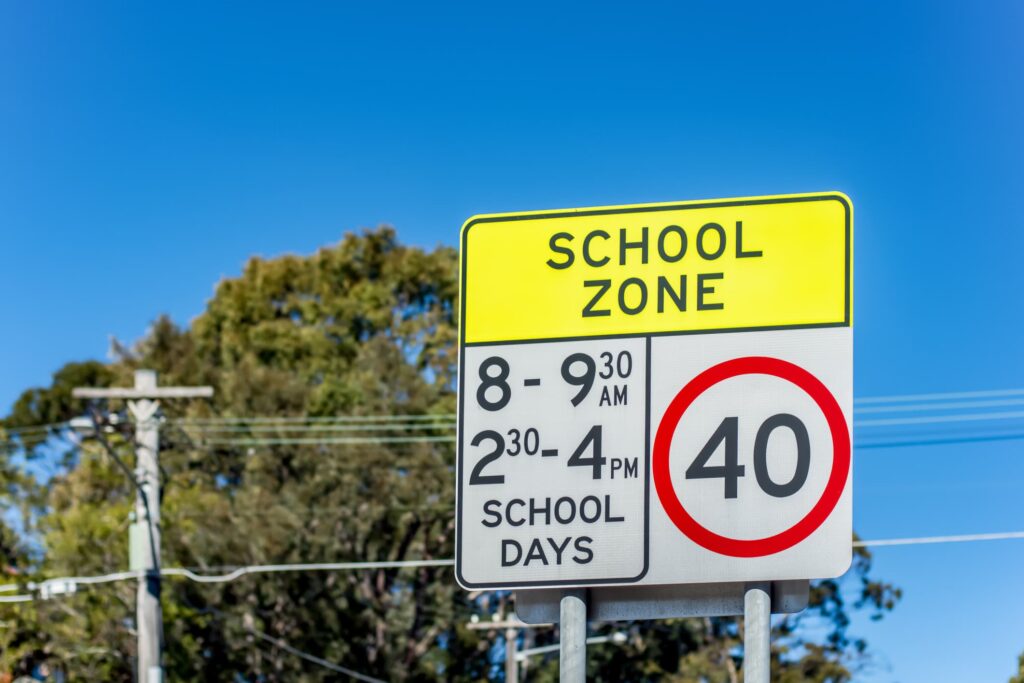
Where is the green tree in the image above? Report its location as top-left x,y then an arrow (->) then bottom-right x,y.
1,226 -> 897,681
1010,651 -> 1024,683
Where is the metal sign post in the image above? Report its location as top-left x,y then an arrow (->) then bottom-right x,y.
456,192 -> 854,680
559,590 -> 587,683
744,583 -> 771,683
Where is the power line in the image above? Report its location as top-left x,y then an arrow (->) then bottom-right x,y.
248,627 -> 387,683
1,422 -> 71,437
5,530 -> 1024,601
853,397 -> 1024,414
161,559 -> 453,584
174,414 -> 456,424
853,531 -> 1024,547
856,431 -> 1024,449
10,421 -> 71,431
193,430 -> 1022,450
199,435 -> 456,446
854,388 -> 1024,405
9,423 -> 1022,455
7,400 -> 1024,459
177,422 -> 456,434
8,386 -> 1024,440
5,560 -> 453,598
856,410 -> 1024,428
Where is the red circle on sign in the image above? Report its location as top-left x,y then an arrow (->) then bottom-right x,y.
653,356 -> 850,558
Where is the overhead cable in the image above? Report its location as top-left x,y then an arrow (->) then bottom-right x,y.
853,531 -> 1024,547
4,531 -> 1024,601
191,430 -> 1023,450
248,627 -> 387,683
8,386 -> 1024,438
179,422 -> 456,433
855,410 -> 1024,428
173,414 -> 455,424
856,431 -> 1024,449
853,397 -> 1024,414
854,388 -> 1024,405
161,559 -> 453,584
200,435 -> 456,446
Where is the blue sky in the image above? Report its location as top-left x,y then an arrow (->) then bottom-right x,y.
2,1 -> 1023,680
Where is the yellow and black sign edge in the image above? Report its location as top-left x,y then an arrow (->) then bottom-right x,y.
458,190 -> 852,347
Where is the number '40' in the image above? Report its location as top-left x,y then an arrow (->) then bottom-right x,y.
686,414 -> 811,499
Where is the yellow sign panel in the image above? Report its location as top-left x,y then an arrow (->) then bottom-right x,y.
461,192 -> 851,344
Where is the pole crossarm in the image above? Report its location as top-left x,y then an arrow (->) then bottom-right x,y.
72,386 -> 214,400
517,634 -> 626,662
466,619 -> 552,630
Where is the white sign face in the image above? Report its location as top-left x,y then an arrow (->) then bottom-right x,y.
645,327 -> 851,585
459,338 -> 650,587
455,193 -> 852,589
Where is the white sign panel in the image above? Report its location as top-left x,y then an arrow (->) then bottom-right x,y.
460,338 -> 650,587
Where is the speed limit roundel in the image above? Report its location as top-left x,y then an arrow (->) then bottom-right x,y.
653,356 -> 850,558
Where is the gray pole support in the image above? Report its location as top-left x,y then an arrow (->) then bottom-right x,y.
129,371 -> 163,683
559,589 -> 586,683
743,582 -> 771,683
505,626 -> 519,683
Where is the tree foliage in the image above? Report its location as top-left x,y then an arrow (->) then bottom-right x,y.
1011,651 -> 1024,683
1,226 -> 898,681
